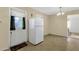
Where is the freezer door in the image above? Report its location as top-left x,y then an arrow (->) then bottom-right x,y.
35,26 -> 44,44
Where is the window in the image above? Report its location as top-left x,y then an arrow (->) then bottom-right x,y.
10,16 -> 26,30
15,16 -> 23,29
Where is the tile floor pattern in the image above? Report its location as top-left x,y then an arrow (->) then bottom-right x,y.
18,35 -> 79,51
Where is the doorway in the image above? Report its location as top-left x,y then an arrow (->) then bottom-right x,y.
67,14 -> 79,39
10,8 -> 27,50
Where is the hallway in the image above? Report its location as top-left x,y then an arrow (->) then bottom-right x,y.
18,35 -> 79,51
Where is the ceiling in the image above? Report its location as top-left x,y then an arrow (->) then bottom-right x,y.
32,7 -> 79,15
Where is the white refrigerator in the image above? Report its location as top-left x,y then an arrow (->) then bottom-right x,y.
29,16 -> 44,45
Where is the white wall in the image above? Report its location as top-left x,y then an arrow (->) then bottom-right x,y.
49,15 -> 67,36
68,15 -> 79,33
44,16 -> 49,35
0,8 -> 10,50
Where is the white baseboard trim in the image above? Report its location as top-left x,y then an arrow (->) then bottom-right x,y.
44,34 -> 67,38
4,48 -> 10,51
1,47 -> 10,51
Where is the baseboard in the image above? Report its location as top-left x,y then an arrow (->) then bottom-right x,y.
4,48 -> 10,51
45,34 -> 67,38
70,32 -> 79,35
44,34 -> 49,37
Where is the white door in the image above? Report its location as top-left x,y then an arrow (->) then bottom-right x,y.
10,8 -> 27,47
10,30 -> 27,47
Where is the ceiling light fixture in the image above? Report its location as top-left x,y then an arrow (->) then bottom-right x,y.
57,7 -> 64,16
